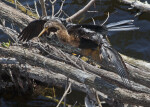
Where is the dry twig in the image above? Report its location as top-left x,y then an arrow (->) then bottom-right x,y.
66,0 -> 96,22
49,0 -> 57,17
56,82 -> 72,107
101,12 -> 109,26
54,0 -> 65,17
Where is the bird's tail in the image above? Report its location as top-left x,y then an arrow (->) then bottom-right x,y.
106,20 -> 139,31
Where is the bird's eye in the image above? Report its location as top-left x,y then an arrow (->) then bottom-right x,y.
44,25 -> 48,28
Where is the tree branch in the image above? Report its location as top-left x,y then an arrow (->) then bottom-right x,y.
39,0 -> 47,17
119,0 -> 150,13
66,0 -> 96,22
0,2 -> 33,28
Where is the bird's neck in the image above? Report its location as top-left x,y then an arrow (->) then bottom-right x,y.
57,30 -> 71,43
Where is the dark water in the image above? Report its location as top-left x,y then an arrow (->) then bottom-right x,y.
0,0 -> 150,106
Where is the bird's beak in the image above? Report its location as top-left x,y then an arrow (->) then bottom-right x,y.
38,27 -> 48,38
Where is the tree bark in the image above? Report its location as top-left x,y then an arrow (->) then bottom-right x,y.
0,2 -> 33,28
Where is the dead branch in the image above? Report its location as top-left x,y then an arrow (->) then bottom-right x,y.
39,0 -> 47,17
54,0 -> 65,17
66,0 -> 96,22
49,0 -> 57,17
56,82 -> 72,107
101,12 -> 109,26
34,1 -> 40,18
119,0 -> 150,13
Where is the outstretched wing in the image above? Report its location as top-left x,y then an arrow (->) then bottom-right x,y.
100,45 -> 131,87
67,24 -> 131,86
18,20 -> 47,41
67,24 -> 107,49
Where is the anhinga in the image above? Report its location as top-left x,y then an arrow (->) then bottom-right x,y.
18,17 -> 139,86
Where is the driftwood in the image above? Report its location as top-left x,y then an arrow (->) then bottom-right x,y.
119,0 -> 150,13
0,1 -> 150,106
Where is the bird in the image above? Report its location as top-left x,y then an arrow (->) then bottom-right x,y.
18,17 -> 139,87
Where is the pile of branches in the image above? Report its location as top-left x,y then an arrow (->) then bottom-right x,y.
0,0 -> 150,106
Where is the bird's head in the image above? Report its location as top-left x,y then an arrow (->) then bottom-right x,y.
38,19 -> 67,38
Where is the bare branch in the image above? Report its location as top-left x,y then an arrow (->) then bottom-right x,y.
95,91 -> 103,107
54,0 -> 65,17
66,0 -> 96,22
119,0 -> 150,13
101,12 -> 109,26
92,17 -> 96,25
61,10 -> 70,18
49,0 -> 57,17
34,0 -> 40,18
39,0 -> 47,16
56,82 -> 72,107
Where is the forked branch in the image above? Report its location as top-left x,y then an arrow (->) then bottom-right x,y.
66,0 -> 96,22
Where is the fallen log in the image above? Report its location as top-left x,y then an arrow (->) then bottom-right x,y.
0,2 -> 33,28
0,46 -> 150,106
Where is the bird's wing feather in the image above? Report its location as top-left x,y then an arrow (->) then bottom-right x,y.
100,45 -> 131,87
18,20 -> 47,41
67,25 -> 105,44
